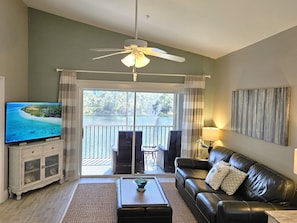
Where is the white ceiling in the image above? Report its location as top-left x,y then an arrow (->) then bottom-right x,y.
23,0 -> 297,59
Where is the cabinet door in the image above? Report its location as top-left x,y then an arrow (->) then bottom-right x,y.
23,158 -> 41,185
44,154 -> 59,178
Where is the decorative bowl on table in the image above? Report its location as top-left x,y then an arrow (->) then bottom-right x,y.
135,178 -> 148,192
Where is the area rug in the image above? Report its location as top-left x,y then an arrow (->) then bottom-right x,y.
62,182 -> 197,223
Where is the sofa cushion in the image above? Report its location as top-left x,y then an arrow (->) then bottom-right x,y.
185,178 -> 225,198
221,166 -> 248,195
229,152 -> 255,172
241,163 -> 296,206
176,168 -> 208,186
205,161 -> 230,190
208,146 -> 234,168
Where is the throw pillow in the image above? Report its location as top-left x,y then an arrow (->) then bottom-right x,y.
221,166 -> 248,195
205,161 -> 230,190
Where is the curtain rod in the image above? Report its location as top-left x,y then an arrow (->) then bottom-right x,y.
55,68 -> 211,78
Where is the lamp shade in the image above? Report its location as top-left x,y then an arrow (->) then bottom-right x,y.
121,53 -> 135,67
135,53 -> 150,68
121,52 -> 150,68
294,148 -> 297,174
202,127 -> 219,142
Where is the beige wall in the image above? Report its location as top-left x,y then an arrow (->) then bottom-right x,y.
0,0 -> 28,203
0,0 -> 28,101
213,26 -> 297,182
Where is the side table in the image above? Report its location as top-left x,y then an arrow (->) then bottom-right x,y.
142,145 -> 158,165
265,210 -> 297,223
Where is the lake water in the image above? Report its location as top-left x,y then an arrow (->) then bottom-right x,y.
83,115 -> 173,126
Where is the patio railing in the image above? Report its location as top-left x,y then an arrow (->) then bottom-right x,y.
82,125 -> 173,159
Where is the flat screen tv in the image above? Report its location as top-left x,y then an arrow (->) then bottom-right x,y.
5,102 -> 62,144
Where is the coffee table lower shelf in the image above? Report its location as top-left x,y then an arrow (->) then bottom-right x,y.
116,176 -> 172,223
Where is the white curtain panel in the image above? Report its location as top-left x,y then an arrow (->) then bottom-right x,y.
181,75 -> 205,158
58,70 -> 79,180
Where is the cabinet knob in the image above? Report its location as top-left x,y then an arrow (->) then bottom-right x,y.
32,151 -> 34,153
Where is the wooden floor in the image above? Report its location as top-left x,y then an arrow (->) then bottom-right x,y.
0,177 -> 174,223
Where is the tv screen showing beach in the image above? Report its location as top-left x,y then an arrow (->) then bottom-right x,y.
5,102 -> 62,144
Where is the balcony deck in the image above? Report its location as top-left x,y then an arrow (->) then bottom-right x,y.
82,156 -> 166,176
81,124 -> 172,176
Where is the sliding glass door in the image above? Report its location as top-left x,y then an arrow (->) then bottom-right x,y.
77,80 -> 183,176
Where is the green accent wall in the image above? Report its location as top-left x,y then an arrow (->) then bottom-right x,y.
28,8 -> 215,103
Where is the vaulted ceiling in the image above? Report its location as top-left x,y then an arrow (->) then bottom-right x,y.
23,0 -> 297,59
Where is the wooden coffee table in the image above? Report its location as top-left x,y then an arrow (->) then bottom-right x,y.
117,176 -> 172,223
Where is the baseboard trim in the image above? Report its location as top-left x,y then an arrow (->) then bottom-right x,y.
0,189 -> 8,204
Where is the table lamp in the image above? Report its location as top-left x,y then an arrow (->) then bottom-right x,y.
202,127 -> 219,154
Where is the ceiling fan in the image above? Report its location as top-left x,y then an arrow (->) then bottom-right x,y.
90,0 -> 185,68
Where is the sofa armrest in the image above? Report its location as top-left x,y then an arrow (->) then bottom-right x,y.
175,157 -> 208,170
216,200 -> 289,223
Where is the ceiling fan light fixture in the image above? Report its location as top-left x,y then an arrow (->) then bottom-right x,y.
135,53 -> 150,68
121,53 -> 135,67
121,52 -> 150,68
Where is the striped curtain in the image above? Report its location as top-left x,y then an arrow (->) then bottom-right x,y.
58,71 -> 79,180
181,75 -> 205,158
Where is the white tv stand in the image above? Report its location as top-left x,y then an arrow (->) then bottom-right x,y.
8,139 -> 64,200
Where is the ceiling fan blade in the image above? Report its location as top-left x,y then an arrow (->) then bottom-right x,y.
141,47 -> 167,54
90,48 -> 124,52
146,51 -> 186,63
92,50 -> 130,60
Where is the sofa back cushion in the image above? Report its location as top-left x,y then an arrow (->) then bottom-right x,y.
208,146 -> 234,169
229,153 -> 255,172
241,163 -> 296,206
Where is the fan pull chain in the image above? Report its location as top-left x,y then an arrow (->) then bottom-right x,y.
132,66 -> 138,82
